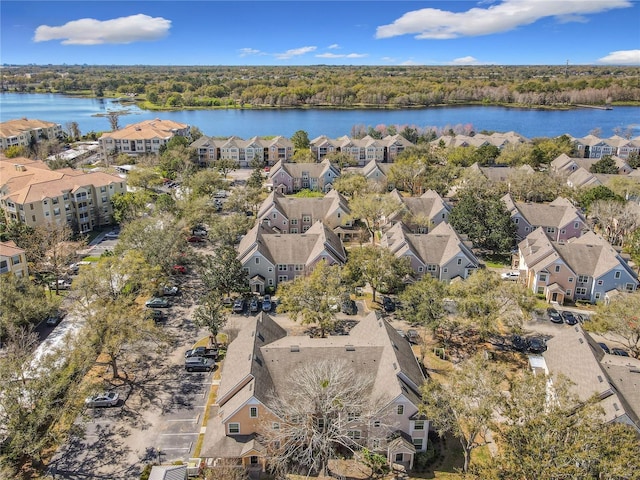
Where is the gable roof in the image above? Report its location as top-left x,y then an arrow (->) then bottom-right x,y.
503,194 -> 586,230
100,118 -> 188,140
0,118 -> 60,138
0,240 -> 25,258
388,189 -> 450,224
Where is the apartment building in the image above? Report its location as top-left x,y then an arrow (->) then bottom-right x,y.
571,134 -> 640,159
0,241 -> 28,278
99,119 -> 190,158
0,118 -> 63,151
0,157 -> 126,233
190,135 -> 293,167
310,134 -> 413,166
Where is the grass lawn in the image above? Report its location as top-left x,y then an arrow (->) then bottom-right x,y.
482,254 -> 512,268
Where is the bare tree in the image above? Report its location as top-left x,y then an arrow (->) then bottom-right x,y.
204,459 -> 248,480
106,111 -> 121,131
259,360 -> 382,478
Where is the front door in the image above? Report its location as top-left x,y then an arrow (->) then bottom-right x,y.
551,292 -> 558,302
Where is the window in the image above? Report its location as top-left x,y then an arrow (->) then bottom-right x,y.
427,265 -> 437,272
295,264 -> 304,271
614,271 -> 621,279
228,423 -> 240,434
626,283 -> 635,292
268,267 -> 273,272
250,407 -> 258,418
278,275 -> 288,283
255,257 -> 260,264
272,422 -> 280,430
302,215 -> 311,223
413,438 -> 424,450
397,405 -> 404,415
443,268 -> 448,273
395,453 -> 403,462
576,287 -> 587,295
290,228 -> 298,233
372,439 -> 381,449
597,280 -> 603,286
566,289 -> 572,296
574,222 -> 579,229
347,430 -> 361,440
278,264 -> 287,271
539,274 -> 547,282
268,279 -> 274,286
546,227 -> 556,233
457,258 -> 462,265
291,219 -> 298,225
595,292 -> 601,300
418,267 -> 423,273
568,277 -> 574,283
347,412 -> 361,422
272,213 -> 277,219
537,287 -> 544,294
514,217 -> 519,224
414,420 -> 425,430
578,275 -> 589,283
373,420 -> 381,428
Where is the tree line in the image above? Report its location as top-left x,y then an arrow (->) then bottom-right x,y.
2,65 -> 639,109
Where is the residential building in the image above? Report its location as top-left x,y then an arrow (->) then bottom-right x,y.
256,189 -> 353,238
433,131 -> 530,150
99,119 -> 190,158
0,118 -> 63,151
267,159 -> 340,194
381,221 -> 479,281
502,194 -> 588,241
0,156 -> 125,233
237,221 -> 347,294
565,167 -> 602,189
571,134 -> 640,160
201,312 -> 428,472
384,189 -> 450,233
517,227 -> 638,304
343,160 -> 394,189
531,325 -> 640,433
466,162 -> 534,185
190,135 -> 293,167
551,153 -> 632,176
0,241 -> 28,278
310,134 -> 413,165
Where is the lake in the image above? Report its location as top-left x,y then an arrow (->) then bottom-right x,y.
1,92 -> 639,139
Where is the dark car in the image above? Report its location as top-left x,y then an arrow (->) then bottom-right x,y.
598,342 -> 611,354
528,337 -> 547,354
45,312 -> 64,326
547,308 -> 562,323
146,309 -> 164,323
406,329 -> 420,344
232,298 -> 245,313
511,335 -> 528,352
185,346 -> 219,360
187,235 -> 205,243
341,299 -> 358,315
382,296 -> 395,312
561,311 -> 578,325
185,356 -> 215,372
145,297 -> 170,308
611,348 -> 630,357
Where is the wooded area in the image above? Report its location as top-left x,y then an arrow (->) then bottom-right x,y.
2,65 -> 639,109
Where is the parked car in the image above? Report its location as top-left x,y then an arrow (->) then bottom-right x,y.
104,229 -> 120,239
501,271 -> 520,281
214,190 -> 228,198
145,297 -> 170,308
161,285 -> 179,296
406,329 -> 420,344
262,295 -> 272,312
511,335 -> 528,352
192,226 -> 208,237
85,391 -> 119,408
172,265 -> 187,274
382,296 -> 396,312
185,356 -> 215,372
187,235 -> 205,243
341,299 -> 358,315
232,298 -> 245,313
396,329 -> 407,339
611,348 -> 630,357
146,309 -> 164,323
185,346 -> 219,360
528,337 -> 547,354
50,279 -> 72,290
561,310 -> 578,325
45,312 -> 64,326
598,342 -> 611,354
547,308 -> 562,323
249,296 -> 260,313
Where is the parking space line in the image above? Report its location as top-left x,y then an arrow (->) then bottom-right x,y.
165,418 -> 198,422
160,432 -> 199,436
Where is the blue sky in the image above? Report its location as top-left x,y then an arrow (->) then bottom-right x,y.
1,1 -> 639,66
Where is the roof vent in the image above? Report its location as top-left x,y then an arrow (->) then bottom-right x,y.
290,345 -> 299,353
393,362 -> 398,370
257,332 -> 264,342
597,375 -> 603,383
346,345 -> 355,352
579,338 -> 584,344
613,403 -> 620,412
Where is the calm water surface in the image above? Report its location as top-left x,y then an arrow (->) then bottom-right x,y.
1,93 -> 639,139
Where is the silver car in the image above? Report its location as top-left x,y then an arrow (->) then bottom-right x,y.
85,391 -> 119,408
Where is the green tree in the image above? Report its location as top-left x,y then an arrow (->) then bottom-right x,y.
343,245 -> 411,302
577,185 -> 624,212
201,245 -> 248,298
479,372 -> 640,479
126,167 -> 163,191
193,293 -> 228,348
276,261 -> 344,337
449,189 -> 516,254
290,129 -> 310,150
186,168 -> 226,197
420,354 -> 503,473
111,190 -> 153,223
473,144 -> 500,166
291,149 -> 316,163
348,193 -> 401,244
398,275 -> 448,329
589,155 -> 618,174
332,173 -> 371,198
215,158 -> 238,179
3,145 -> 27,158
0,275 -> 53,337
324,151 -> 357,171
588,292 -> 640,358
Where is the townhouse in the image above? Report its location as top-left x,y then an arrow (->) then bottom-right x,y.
432,131 -> 530,150
384,189 -> 451,233
532,325 -> 640,433
190,135 -> 293,167
0,241 -> 28,278
502,194 -> 588,241
551,153 -> 632,176
310,134 -> 413,166
256,190 -> 353,238
0,118 -> 63,151
0,157 -> 125,233
517,227 -> 637,304
571,134 -> 640,160
267,159 -> 340,194
98,119 -> 190,158
201,312 -> 428,472
237,221 -> 347,294
381,221 -> 479,282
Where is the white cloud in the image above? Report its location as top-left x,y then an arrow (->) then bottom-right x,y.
34,14 -> 171,45
328,44 -> 340,49
316,52 -> 368,59
239,48 -> 262,57
451,56 -> 482,65
598,50 -> 640,65
376,0 -> 631,40
274,46 -> 317,60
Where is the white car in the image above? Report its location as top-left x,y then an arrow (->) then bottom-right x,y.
85,391 -> 119,408
501,271 -> 520,280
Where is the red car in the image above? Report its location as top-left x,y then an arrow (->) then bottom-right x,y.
173,265 -> 187,274
187,235 -> 205,243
